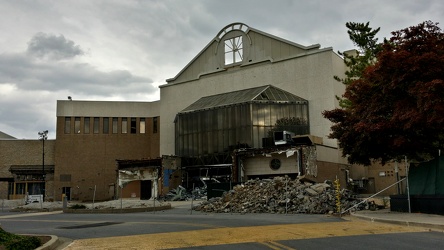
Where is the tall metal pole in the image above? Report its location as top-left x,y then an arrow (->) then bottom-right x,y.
405,156 -> 411,213
38,130 -> 48,201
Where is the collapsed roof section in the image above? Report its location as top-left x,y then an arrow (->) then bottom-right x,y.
116,158 -> 162,188
116,158 -> 162,170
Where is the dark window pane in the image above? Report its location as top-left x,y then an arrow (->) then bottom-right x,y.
131,118 -> 136,134
65,117 -> 71,134
93,117 -> 100,134
103,117 -> 109,134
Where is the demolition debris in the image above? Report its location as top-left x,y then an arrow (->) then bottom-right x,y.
193,177 -> 361,214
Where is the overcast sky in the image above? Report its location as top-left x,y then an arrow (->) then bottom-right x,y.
1,0 -> 443,139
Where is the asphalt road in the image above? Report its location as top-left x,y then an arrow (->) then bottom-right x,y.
1,203 -> 443,249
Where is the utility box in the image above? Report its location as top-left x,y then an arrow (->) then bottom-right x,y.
26,194 -> 43,204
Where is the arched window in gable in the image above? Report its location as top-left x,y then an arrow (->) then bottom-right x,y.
224,36 -> 243,65
215,23 -> 251,67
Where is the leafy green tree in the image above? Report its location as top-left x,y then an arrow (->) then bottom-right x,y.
323,21 -> 444,165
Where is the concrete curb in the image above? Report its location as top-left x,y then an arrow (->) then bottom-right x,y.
62,204 -> 171,214
35,235 -> 59,250
19,234 -> 70,250
351,213 -> 444,232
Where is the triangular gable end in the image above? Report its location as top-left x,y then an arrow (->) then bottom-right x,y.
165,22 -> 322,85
0,131 -> 16,139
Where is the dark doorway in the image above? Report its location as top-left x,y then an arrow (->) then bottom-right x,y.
367,177 -> 376,194
62,187 -> 71,200
140,180 -> 152,200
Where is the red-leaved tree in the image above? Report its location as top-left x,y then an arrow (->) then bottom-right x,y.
323,21 -> 444,165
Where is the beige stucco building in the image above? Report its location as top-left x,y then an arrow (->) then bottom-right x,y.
1,22 -> 405,201
160,23 -> 349,184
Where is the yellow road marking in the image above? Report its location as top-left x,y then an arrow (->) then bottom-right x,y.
0,211 -> 62,219
259,241 -> 296,250
258,241 -> 285,250
65,220 -> 424,250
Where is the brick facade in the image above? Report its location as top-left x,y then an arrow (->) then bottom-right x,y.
54,115 -> 160,201
0,139 -> 55,200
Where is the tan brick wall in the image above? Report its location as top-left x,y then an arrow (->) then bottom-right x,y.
54,116 -> 160,201
308,161 -> 349,188
0,182 -> 8,200
349,162 -> 407,196
0,139 -> 55,199
366,162 -> 407,196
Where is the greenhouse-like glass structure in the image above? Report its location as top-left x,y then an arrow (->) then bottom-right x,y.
175,85 -> 309,157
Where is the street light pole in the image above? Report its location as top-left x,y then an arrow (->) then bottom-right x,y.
38,130 -> 48,200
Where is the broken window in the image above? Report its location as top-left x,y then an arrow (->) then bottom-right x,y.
84,117 -> 90,134
140,118 -> 146,134
64,117 -> 71,134
122,118 -> 127,134
130,118 -> 136,134
224,36 -> 243,65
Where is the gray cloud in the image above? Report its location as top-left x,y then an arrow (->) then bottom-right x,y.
0,53 -> 154,96
0,0 -> 443,139
26,32 -> 85,60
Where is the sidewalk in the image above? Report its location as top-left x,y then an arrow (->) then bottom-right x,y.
350,208 -> 444,231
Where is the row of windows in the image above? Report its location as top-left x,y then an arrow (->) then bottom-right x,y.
64,116 -> 158,135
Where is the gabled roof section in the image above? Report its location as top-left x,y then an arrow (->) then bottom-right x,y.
179,85 -> 307,114
0,131 -> 16,139
165,22 -> 323,85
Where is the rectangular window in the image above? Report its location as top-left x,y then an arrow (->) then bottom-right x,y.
74,117 -> 81,134
153,117 -> 158,133
140,118 -> 145,134
84,117 -> 90,134
131,118 -> 136,134
93,117 -> 100,134
121,118 -> 127,134
64,117 -> 71,134
16,183 -> 25,195
103,117 -> 109,134
112,117 -> 118,134
8,182 -> 13,195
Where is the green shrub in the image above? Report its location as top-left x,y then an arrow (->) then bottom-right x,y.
0,227 -> 42,250
6,236 -> 41,250
69,204 -> 87,209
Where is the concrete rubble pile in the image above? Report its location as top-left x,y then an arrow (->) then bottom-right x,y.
162,185 -> 207,201
194,177 -> 360,214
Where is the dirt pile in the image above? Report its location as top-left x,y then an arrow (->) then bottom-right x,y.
193,177 -> 360,214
